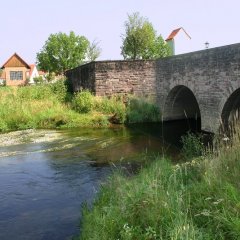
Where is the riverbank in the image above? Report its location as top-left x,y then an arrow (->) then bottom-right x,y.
0,125 -> 184,240
0,82 -> 160,132
79,132 -> 240,239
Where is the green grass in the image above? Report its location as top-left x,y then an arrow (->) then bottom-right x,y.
79,131 -> 240,240
0,85 -> 110,132
0,85 -> 161,132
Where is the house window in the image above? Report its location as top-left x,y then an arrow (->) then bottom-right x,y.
10,71 -> 23,80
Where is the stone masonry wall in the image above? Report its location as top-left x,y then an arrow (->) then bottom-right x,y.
155,43 -> 240,132
65,62 -> 95,92
94,60 -> 156,97
65,60 -> 157,98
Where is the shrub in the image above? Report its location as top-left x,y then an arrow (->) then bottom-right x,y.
73,90 -> 94,113
50,78 -> 68,102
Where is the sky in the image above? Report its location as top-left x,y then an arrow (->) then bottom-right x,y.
0,0 -> 239,65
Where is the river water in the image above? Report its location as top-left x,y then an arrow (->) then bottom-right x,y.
0,121 -> 199,240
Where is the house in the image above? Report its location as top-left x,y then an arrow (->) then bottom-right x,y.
165,27 -> 191,55
0,53 -> 31,86
0,53 -> 46,86
28,64 -> 39,84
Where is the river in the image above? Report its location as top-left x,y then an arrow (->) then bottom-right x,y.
0,120 -> 199,240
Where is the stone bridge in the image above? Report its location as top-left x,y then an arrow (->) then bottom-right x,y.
66,43 -> 240,133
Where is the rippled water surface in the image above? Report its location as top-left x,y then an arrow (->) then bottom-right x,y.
0,122 -> 196,240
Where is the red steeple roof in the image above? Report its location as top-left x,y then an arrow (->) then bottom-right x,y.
165,27 -> 191,41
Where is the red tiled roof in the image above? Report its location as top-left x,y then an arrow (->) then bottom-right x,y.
165,28 -> 181,41
165,27 -> 191,41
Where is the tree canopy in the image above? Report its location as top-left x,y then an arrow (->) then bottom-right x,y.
36,31 -> 101,74
121,12 -> 171,60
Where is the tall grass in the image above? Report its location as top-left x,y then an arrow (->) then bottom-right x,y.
0,85 -> 110,132
0,85 -> 162,132
79,128 -> 240,239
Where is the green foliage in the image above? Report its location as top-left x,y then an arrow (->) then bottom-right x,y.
45,72 -> 56,82
80,132 -> 240,240
49,78 -> 68,102
0,86 -> 114,132
33,76 -> 44,85
86,40 -> 102,62
73,90 -> 94,113
121,12 -> 171,60
36,31 -> 90,74
94,96 -> 126,124
126,97 -> 161,123
181,132 -> 204,159
0,87 -> 163,132
17,85 -> 52,100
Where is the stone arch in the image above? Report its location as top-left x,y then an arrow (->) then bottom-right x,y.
163,85 -> 201,123
221,88 -> 240,130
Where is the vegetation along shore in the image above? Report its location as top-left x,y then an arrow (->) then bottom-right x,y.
1,81 -> 239,240
0,79 -> 161,133
79,130 -> 240,240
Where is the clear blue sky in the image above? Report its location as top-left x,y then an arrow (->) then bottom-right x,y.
1,0 -> 239,65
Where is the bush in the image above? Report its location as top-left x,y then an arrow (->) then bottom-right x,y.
73,90 -> 94,113
50,78 -> 68,102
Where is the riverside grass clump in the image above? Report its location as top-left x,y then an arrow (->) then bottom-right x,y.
0,84 -> 162,132
79,131 -> 240,240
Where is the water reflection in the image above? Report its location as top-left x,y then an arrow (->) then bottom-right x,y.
0,121 -> 198,240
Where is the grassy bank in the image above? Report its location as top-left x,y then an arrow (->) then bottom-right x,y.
79,132 -> 240,239
0,82 -> 161,132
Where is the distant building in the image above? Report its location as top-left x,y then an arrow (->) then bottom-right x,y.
165,27 -> 191,55
0,53 -> 45,86
0,53 -> 30,86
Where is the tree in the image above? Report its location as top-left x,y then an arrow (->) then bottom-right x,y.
121,12 -> 171,60
86,40 -> 102,62
37,31 -> 101,75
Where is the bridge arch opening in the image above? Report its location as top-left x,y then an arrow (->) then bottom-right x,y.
163,85 -> 201,129
221,88 -> 240,131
